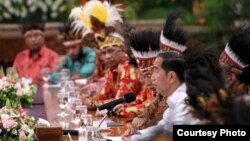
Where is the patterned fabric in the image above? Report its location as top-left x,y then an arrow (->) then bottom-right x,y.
120,86 -> 155,118
13,46 -> 60,84
59,47 -> 96,77
132,94 -> 168,130
131,84 -> 200,141
93,60 -> 141,106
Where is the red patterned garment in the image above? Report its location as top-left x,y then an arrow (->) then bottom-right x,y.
120,86 -> 155,118
93,60 -> 141,105
13,46 -> 60,84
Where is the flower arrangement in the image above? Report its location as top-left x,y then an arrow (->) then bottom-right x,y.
0,67 -> 37,108
0,101 -> 36,141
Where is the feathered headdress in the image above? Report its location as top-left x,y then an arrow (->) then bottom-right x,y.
96,32 -> 125,50
160,12 -> 189,53
69,0 -> 123,39
127,29 -> 161,74
186,47 -> 250,124
59,20 -> 82,47
219,26 -> 250,74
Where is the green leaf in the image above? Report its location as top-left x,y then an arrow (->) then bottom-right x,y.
5,98 -> 11,108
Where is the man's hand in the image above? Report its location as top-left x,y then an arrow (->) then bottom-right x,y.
113,104 -> 124,116
124,128 -> 139,136
122,128 -> 141,141
132,117 -> 146,129
96,109 -> 108,116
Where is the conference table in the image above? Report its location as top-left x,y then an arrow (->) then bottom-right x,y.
30,86 -> 132,140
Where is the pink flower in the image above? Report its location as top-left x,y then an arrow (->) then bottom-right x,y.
19,131 -> 27,141
19,108 -> 27,119
16,89 -> 23,97
0,78 -> 9,90
3,118 -> 15,128
21,124 -> 28,131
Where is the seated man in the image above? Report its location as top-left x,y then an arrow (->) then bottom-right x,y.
82,33 -> 141,113
57,22 -> 96,80
13,18 -> 60,84
123,52 -> 199,141
129,12 -> 190,129
69,0 -> 141,117
121,29 -> 162,120
219,26 -> 250,92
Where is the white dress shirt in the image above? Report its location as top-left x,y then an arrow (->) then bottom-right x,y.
131,83 -> 200,141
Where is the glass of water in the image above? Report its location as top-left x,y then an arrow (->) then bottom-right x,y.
41,67 -> 51,87
59,69 -> 70,91
57,92 -> 69,118
76,105 -> 87,119
82,114 -> 100,141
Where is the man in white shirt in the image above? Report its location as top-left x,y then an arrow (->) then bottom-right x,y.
123,52 -> 199,141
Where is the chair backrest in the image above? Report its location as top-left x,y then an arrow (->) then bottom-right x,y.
36,127 -> 63,141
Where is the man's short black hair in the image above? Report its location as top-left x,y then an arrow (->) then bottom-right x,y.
21,13 -> 45,34
157,51 -> 187,82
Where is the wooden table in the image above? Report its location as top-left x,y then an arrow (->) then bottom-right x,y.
41,86 -> 131,140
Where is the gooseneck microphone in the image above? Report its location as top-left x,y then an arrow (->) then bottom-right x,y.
97,92 -> 136,111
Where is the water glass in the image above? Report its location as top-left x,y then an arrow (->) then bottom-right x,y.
41,67 -> 51,87
70,98 -> 82,114
76,105 -> 87,118
82,114 -> 93,127
59,68 -> 70,81
57,92 -> 69,109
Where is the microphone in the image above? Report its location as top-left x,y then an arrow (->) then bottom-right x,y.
98,93 -> 136,111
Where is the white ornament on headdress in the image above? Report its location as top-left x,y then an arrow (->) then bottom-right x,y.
160,31 -> 186,52
224,43 -> 249,68
110,32 -> 125,42
130,48 -> 162,59
69,0 -> 123,38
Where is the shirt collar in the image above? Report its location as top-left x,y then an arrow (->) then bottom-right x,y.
28,46 -> 46,59
166,83 -> 187,108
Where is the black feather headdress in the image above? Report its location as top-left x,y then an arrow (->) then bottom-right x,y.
160,12 -> 189,53
219,26 -> 250,84
220,27 -> 250,71
186,47 -> 250,124
127,29 -> 161,73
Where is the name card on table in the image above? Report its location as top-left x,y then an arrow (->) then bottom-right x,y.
36,127 -> 63,141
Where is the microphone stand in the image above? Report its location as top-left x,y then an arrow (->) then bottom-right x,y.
96,108 -> 115,140
98,108 -> 114,128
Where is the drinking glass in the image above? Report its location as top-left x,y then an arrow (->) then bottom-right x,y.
83,114 -> 99,141
41,67 -> 51,87
69,98 -> 82,126
58,116 -> 69,130
59,69 -> 70,91
57,92 -> 69,118
76,105 -> 87,119
68,89 -> 80,103
70,98 -> 82,114
64,80 -> 75,91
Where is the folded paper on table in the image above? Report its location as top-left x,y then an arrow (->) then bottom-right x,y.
75,79 -> 87,86
104,136 -> 122,141
93,120 -> 109,130
106,120 -> 123,127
